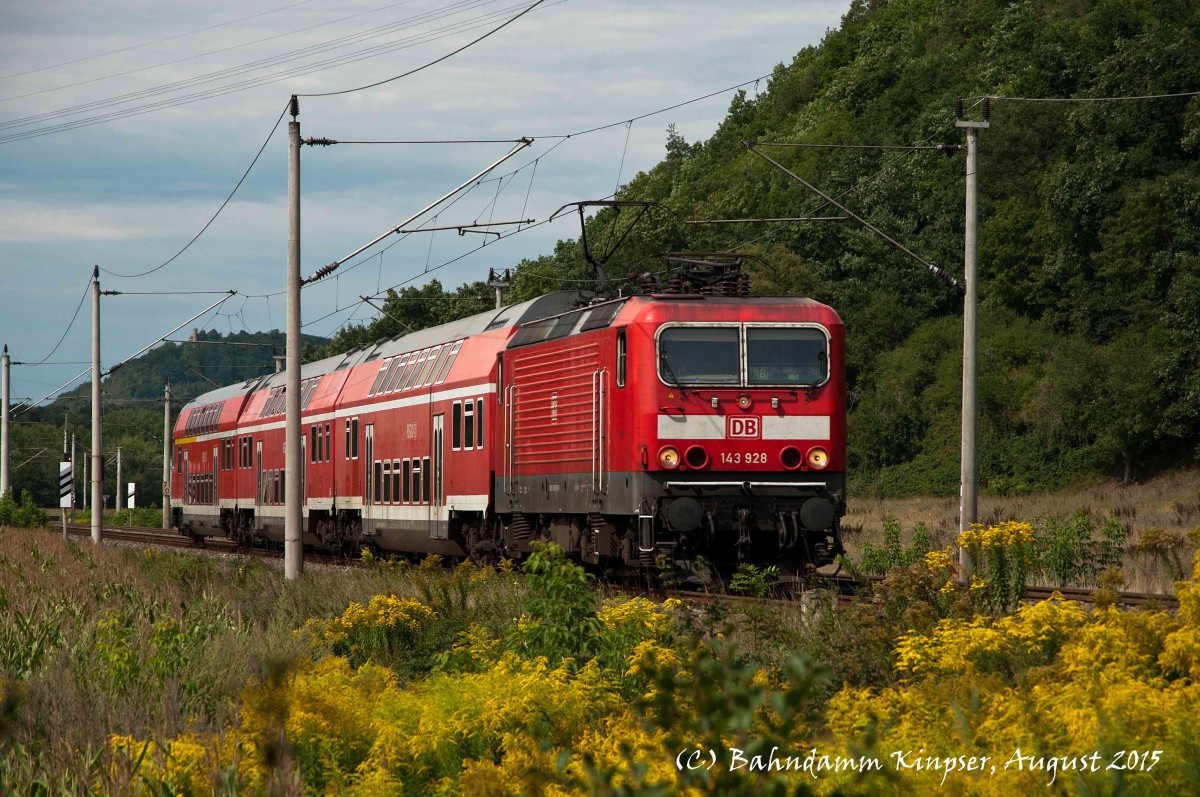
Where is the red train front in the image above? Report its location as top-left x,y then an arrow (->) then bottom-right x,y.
496,293 -> 846,578
171,283 -> 846,579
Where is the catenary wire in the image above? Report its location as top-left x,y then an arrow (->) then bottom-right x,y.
21,274 -> 92,366
0,2 -> 566,144
0,0 -> 322,83
0,0 -> 417,95
0,0 -> 507,119
298,0 -> 543,96
99,101 -> 290,279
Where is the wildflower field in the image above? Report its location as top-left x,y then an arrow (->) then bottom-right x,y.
0,519 -> 1198,795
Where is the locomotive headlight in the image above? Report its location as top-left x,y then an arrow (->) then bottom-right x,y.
737,394 -> 752,410
658,446 -> 681,469
806,446 -> 829,470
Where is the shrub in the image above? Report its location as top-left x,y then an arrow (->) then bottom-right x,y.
509,541 -> 602,666
0,490 -> 49,529
857,517 -> 933,577
1036,510 -> 1128,588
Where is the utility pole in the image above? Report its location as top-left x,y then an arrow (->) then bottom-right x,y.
71,432 -> 76,520
487,268 -> 511,309
91,265 -> 103,544
163,380 -> 171,530
1,344 -> 10,497
115,446 -> 123,512
285,95 -> 303,580
955,98 -> 989,581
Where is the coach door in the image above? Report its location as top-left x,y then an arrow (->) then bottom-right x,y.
212,445 -> 219,506
182,451 -> 189,504
363,424 -> 374,527
255,441 -> 262,509
431,413 -> 446,539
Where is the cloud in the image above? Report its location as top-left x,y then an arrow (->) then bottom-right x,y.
0,200 -> 155,243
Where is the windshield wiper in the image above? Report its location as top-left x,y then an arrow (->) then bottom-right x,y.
659,351 -> 687,399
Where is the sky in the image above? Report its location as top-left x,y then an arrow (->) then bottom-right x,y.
0,0 -> 849,409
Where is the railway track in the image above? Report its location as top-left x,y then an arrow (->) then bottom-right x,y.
60,523 -> 360,568
60,524 -> 1181,610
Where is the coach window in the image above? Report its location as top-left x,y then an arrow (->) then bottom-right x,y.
369,358 -> 392,396
616,329 -> 626,387
426,345 -> 452,387
382,354 -> 408,393
382,462 -> 392,503
464,401 -> 475,451
434,340 -> 462,384
422,456 -> 431,503
310,427 -> 317,464
402,349 -> 431,391
476,398 -> 484,449
391,460 -> 401,504
417,345 -> 443,387
395,353 -> 421,391
452,402 -> 462,450
373,461 -> 383,504
410,459 -> 422,504
280,470 -> 286,504
379,357 -> 403,394
351,418 -> 360,459
325,423 -> 331,462
403,459 -> 411,503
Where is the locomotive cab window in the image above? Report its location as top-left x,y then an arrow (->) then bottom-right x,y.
746,327 -> 827,386
657,324 -> 829,387
657,326 -> 740,385
616,329 -> 626,387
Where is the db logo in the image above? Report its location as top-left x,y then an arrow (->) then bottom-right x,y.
726,416 -> 761,439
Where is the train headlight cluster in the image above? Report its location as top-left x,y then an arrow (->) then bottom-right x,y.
658,446 -> 681,469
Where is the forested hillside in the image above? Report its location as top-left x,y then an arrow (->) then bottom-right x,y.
336,0 -> 1200,496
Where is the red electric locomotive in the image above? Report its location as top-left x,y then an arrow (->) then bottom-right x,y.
172,278 -> 846,578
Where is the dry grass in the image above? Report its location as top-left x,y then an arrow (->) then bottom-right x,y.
843,468 -> 1200,594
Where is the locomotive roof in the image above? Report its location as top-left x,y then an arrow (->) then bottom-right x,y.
179,290 -> 598,412
179,290 -> 842,414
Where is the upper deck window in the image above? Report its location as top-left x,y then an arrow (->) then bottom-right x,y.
657,324 -> 829,388
658,327 -> 740,385
746,327 -> 827,386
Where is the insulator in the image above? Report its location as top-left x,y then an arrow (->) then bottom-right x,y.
954,97 -> 964,118
982,96 -> 991,121
289,95 -> 299,118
